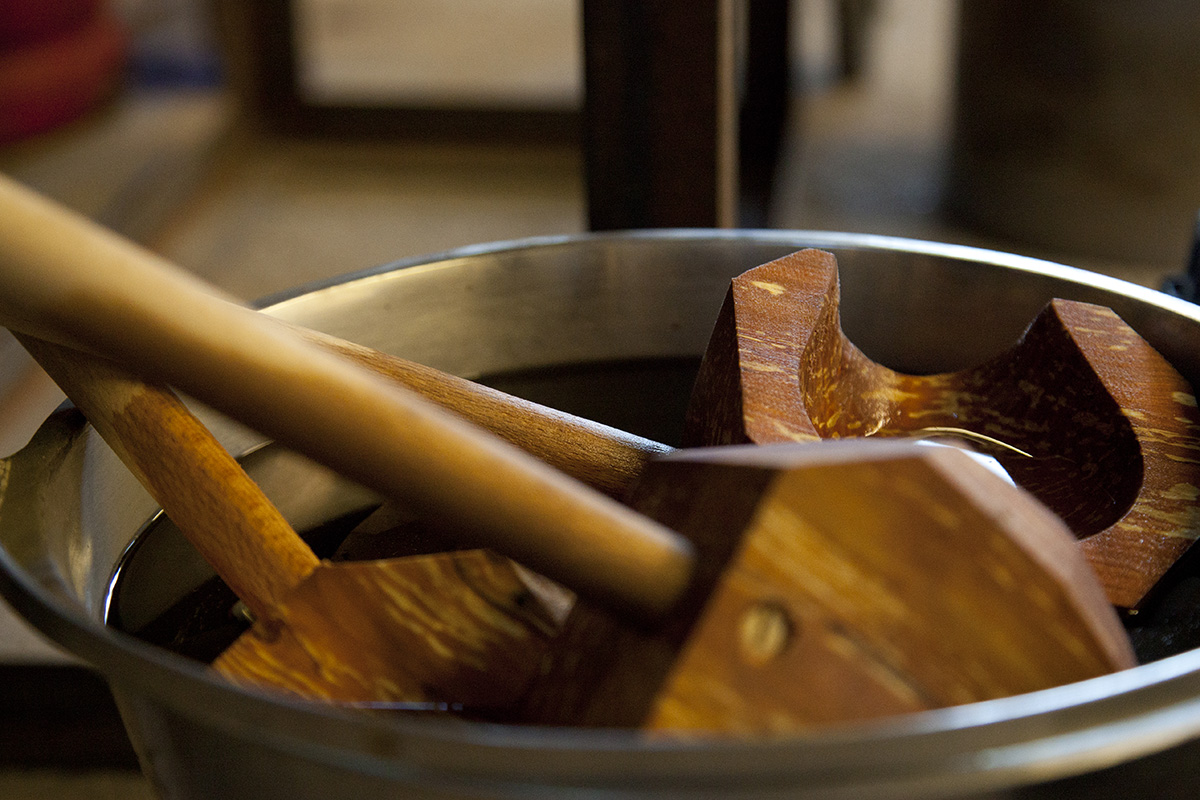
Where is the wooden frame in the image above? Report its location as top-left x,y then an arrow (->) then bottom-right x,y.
212,0 -> 580,142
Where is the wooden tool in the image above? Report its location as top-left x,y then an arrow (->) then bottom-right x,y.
0,176 -> 1134,728
684,248 -> 1200,610
19,335 -> 572,709
521,440 -> 1136,731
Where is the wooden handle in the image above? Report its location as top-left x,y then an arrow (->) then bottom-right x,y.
0,174 -> 694,621
296,328 -> 670,498
17,335 -> 317,622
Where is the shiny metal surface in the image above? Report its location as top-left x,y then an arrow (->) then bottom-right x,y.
3,230 -> 1200,798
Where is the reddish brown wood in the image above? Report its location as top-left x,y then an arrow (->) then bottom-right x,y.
684,249 -> 1200,610
17,334 -> 317,624
522,441 -> 1135,732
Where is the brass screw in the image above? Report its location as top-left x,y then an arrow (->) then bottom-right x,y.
739,601 -> 794,665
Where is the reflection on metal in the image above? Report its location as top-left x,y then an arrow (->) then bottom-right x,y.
900,426 -> 1034,459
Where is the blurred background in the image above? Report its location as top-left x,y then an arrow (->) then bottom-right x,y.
2,1 -> 1199,794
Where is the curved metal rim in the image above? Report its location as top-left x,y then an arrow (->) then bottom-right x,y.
258,228 -> 1200,324
5,229 -> 1200,795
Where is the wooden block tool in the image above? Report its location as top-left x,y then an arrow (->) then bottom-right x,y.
685,248 -> 1200,610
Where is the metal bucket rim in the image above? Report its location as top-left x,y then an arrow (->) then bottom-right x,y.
3,229 -> 1199,793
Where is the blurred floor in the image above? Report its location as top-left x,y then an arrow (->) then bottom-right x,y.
153,133 -> 585,300
0,0 -> 1187,793
0,771 -> 156,800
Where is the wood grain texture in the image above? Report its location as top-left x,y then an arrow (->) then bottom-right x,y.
683,250 -> 832,448
214,549 -> 571,710
17,334 -> 316,622
296,327 -> 670,499
522,441 -> 1134,732
684,249 -> 1200,609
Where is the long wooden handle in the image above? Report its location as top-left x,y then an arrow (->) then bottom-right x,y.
296,328 -> 671,498
18,335 -> 316,622
0,174 -> 694,621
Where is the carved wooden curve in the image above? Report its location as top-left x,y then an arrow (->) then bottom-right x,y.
684,248 -> 1200,610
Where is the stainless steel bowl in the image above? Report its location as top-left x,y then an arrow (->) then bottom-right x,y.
4,230 -> 1200,799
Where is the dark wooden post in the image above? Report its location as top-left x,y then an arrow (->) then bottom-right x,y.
582,0 -> 739,230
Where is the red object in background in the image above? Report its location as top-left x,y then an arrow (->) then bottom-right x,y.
0,1 -> 127,143
0,0 -> 102,48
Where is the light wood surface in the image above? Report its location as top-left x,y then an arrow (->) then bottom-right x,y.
213,549 -> 571,708
17,336 -> 316,622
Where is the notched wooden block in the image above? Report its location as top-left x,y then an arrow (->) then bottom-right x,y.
522,442 -> 1134,734
684,249 -> 1200,609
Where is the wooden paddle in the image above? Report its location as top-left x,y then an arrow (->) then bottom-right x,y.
0,176 -> 1134,727
684,248 -> 1200,610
